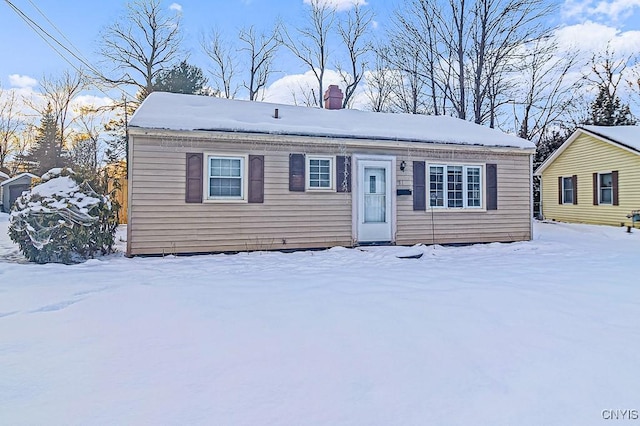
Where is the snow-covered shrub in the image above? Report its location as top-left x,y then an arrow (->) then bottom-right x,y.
8,168 -> 118,264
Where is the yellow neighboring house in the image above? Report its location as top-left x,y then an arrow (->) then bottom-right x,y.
535,125 -> 640,227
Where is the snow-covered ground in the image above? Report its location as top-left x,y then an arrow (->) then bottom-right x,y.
1,212 -> 639,425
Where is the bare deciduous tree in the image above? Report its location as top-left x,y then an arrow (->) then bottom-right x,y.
279,0 -> 336,108
512,38 -> 581,141
470,0 -> 554,125
70,105 -> 106,172
239,26 -> 279,101
98,0 -> 183,99
586,44 -> 631,101
387,0 -> 456,115
10,125 -> 36,175
0,88 -> 21,170
387,0 -> 554,125
37,70 -> 87,153
201,29 -> 239,99
365,45 -> 394,112
389,45 -> 429,114
439,0 -> 469,119
335,3 -> 373,108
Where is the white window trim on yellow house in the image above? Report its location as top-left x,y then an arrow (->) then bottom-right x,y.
534,126 -> 640,226
597,171 -> 613,205
561,176 -> 575,205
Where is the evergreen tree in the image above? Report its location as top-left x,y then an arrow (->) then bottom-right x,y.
534,128 -> 572,171
151,60 -> 209,95
532,127 -> 574,217
586,84 -> 636,126
103,99 -> 136,175
25,104 -> 66,175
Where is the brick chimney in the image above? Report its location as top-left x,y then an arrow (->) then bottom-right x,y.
323,85 -> 343,109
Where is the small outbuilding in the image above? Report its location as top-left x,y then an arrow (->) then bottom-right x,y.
535,125 -> 640,226
126,90 -> 535,256
1,173 -> 38,213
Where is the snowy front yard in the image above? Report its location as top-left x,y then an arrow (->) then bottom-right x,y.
1,213 -> 639,425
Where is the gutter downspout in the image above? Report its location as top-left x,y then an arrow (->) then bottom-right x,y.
530,154 -> 534,240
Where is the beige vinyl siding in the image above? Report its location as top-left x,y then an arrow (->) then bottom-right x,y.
540,132 -> 640,226
395,154 -> 532,245
129,137 -> 352,255
128,133 -> 532,255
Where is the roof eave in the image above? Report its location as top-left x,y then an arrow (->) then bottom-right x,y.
0,172 -> 38,187
534,127 -> 640,176
128,126 -> 535,153
579,126 -> 640,155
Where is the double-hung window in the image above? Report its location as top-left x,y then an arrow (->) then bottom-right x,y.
562,176 -> 574,204
307,156 -> 334,190
208,155 -> 245,200
466,166 -> 482,207
429,164 -> 483,208
598,172 -> 613,205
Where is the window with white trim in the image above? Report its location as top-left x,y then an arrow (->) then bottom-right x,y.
307,156 -> 333,190
466,166 -> 482,207
429,166 -> 445,207
429,165 -> 483,208
208,155 -> 245,199
562,176 -> 574,204
599,172 -> 612,205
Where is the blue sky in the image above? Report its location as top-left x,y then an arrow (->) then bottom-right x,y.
1,1 -> 393,87
1,0 -> 640,102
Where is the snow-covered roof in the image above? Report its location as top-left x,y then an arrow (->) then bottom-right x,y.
0,171 -> 9,180
581,125 -> 640,152
130,92 -> 534,150
0,172 -> 38,187
535,125 -> 640,175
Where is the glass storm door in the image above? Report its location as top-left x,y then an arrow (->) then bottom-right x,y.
357,160 -> 393,242
365,167 -> 386,223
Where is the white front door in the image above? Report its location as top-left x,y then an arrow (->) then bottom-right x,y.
357,159 -> 393,243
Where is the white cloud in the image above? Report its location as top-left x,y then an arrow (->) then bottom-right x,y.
72,95 -> 115,111
262,70 -> 338,106
554,21 -> 619,52
552,22 -> 640,106
261,69 -> 371,109
562,0 -> 593,19
371,20 -> 379,30
589,0 -> 640,20
562,0 -> 640,21
262,69 -> 344,106
554,21 -> 640,56
169,3 -> 182,12
303,0 -> 367,12
8,74 -> 38,89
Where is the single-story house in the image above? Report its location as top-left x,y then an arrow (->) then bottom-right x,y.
0,171 -> 8,210
1,173 -> 38,213
126,89 -> 535,256
534,125 -> 640,226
